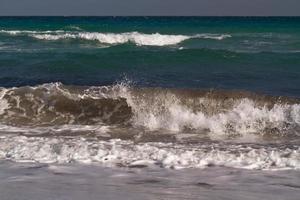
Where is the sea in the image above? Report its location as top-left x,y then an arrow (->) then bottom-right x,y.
0,17 -> 300,200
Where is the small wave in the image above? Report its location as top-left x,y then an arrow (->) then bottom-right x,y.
0,135 -> 299,170
67,26 -> 83,31
32,32 -> 231,46
0,30 -> 231,46
194,33 -> 231,40
0,30 -> 65,35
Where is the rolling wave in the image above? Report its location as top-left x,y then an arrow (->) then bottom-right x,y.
0,30 -> 231,46
0,82 -> 300,139
0,30 -> 65,35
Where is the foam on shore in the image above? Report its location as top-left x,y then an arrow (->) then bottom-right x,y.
0,135 -> 299,170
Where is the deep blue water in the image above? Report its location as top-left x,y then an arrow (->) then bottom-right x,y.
0,17 -> 300,97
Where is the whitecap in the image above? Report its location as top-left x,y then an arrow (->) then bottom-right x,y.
30,32 -> 231,46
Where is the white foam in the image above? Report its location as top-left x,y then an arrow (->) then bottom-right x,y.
120,89 -> 300,138
32,33 -> 77,41
0,29 -> 231,46
0,124 -> 110,137
31,32 -> 190,46
0,135 -> 299,170
31,32 -> 230,46
194,33 -> 232,40
0,30 -> 65,35
0,89 -> 9,115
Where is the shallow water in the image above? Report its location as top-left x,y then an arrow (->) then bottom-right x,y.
0,161 -> 299,200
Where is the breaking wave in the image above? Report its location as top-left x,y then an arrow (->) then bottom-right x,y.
1,82 -> 300,169
0,82 -> 300,138
0,30 -> 231,46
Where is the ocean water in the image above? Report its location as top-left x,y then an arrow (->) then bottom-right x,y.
0,17 -> 300,199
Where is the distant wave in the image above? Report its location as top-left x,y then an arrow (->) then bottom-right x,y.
32,32 -> 231,46
0,30 -> 65,35
66,26 -> 83,31
0,30 -> 231,46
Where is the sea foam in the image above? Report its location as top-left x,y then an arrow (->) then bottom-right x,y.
32,32 -> 231,46
0,135 -> 299,170
0,29 -> 231,46
0,89 -> 9,115
120,87 -> 300,138
0,30 -> 65,35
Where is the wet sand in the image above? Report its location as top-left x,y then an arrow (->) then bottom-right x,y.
0,161 -> 300,200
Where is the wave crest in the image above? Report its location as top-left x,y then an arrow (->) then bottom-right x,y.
0,30 -> 231,46
0,83 -> 300,139
32,32 -> 231,46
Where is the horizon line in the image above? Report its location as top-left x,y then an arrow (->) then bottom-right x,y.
0,15 -> 300,17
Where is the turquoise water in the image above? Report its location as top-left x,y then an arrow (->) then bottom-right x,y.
0,17 -> 300,96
